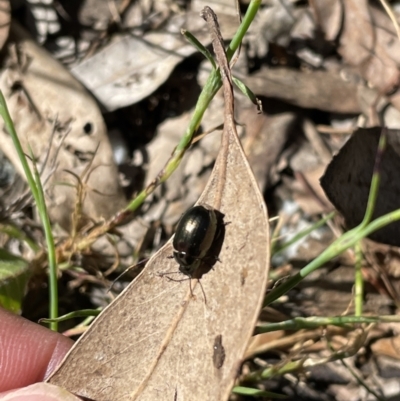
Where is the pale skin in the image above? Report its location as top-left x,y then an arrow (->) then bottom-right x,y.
0,307 -> 75,400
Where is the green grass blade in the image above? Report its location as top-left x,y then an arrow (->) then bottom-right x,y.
0,91 -> 58,330
39,308 -> 101,325
256,315 -> 399,334
182,29 -> 216,68
232,386 -> 287,398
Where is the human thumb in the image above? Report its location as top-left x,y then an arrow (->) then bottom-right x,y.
0,383 -> 80,401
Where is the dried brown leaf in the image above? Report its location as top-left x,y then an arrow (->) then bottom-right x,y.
371,331 -> 400,359
47,105 -> 269,401
47,7 -> 269,401
239,106 -> 296,189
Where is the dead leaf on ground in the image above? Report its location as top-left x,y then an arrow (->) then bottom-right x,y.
243,66 -> 372,114
321,127 -> 400,246
0,0 -> 10,51
47,7 -> 269,401
371,330 -> 400,359
239,105 -> 297,190
71,8 -> 238,111
0,22 -> 126,229
320,1 -> 400,99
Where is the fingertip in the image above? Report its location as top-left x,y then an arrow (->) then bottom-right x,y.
0,383 -> 81,401
0,308 -> 73,391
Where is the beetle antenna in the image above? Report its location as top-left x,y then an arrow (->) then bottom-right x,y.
189,278 -> 193,297
197,278 -> 207,304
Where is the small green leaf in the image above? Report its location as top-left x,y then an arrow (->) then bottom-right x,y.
0,248 -> 30,313
232,76 -> 262,112
232,386 -> 287,398
39,309 -> 101,325
181,28 -> 216,68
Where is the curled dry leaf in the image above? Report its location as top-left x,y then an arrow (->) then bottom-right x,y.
47,8 -> 269,401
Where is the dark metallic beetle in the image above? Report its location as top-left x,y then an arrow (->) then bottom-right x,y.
173,204 -> 218,276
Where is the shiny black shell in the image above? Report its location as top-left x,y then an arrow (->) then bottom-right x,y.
173,205 -> 218,276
